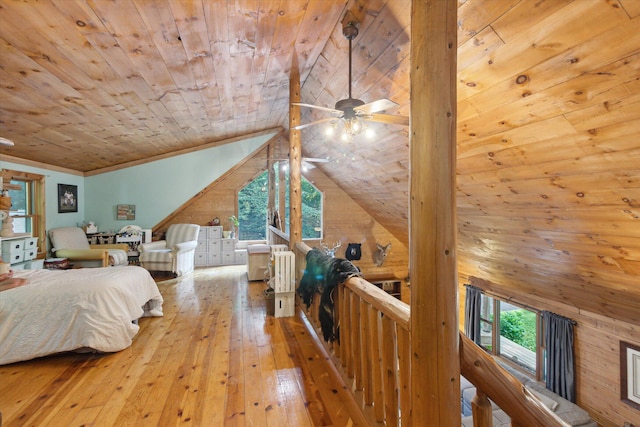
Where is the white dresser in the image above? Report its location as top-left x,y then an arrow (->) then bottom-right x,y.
0,233 -> 44,270
195,226 -> 247,267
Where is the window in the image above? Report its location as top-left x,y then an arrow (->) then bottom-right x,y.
237,165 -> 324,241
2,170 -> 45,254
275,163 -> 323,239
237,170 -> 268,240
479,294 -> 543,380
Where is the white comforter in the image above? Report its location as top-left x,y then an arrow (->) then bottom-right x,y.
0,266 -> 163,365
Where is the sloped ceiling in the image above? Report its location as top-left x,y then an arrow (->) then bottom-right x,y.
1,0 -> 639,324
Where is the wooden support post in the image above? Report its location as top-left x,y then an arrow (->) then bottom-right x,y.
409,0 -> 459,425
288,53 -> 302,250
278,161 -> 286,229
267,140 -> 276,236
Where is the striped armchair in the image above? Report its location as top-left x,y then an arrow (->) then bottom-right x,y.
139,224 -> 200,277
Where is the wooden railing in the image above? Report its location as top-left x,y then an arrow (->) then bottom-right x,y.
460,334 -> 568,427
267,225 -> 289,246
291,241 -> 565,427
339,275 -> 411,426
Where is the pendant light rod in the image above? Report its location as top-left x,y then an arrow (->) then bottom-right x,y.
342,18 -> 359,100
348,37 -> 353,99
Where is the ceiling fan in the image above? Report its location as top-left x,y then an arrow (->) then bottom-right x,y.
271,156 -> 330,170
292,17 -> 409,141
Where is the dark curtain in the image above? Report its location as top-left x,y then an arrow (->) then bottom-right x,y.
543,311 -> 576,402
464,285 -> 482,345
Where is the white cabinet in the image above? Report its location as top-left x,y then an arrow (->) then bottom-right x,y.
0,233 -> 43,270
195,226 -> 247,267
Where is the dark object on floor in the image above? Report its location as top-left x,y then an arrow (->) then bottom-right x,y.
298,247 -> 360,342
149,270 -> 177,280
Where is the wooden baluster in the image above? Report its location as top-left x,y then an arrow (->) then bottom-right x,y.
344,289 -> 354,377
360,299 -> 372,404
369,307 -> 385,422
352,293 -> 362,391
471,389 -> 492,427
381,315 -> 399,427
311,290 -> 320,327
397,327 -> 411,427
333,282 -> 340,357
339,283 -> 348,366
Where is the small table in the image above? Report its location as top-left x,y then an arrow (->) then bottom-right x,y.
86,232 -> 116,245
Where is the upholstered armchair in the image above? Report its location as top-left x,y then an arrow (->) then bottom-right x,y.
138,224 -> 200,277
48,227 -> 129,267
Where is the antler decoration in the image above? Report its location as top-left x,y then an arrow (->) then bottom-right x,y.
320,241 -> 342,258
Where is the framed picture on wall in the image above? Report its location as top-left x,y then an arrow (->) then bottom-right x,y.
621,341 -> 640,410
57,184 -> 78,213
117,204 -> 136,220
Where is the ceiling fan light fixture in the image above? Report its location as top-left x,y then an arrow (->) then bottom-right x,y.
340,117 -> 365,142
325,124 -> 336,136
350,118 -> 362,133
365,127 -> 376,138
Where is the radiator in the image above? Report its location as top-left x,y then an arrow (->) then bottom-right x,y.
273,251 -> 295,317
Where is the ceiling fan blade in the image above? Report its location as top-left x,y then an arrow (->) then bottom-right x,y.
366,113 -> 409,126
355,98 -> 399,114
301,157 -> 329,163
0,137 -> 15,146
292,102 -> 341,115
302,161 -> 316,170
292,117 -> 339,131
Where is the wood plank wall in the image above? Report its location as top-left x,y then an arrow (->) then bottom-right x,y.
159,145 -> 272,234
459,275 -> 640,427
303,166 -> 410,302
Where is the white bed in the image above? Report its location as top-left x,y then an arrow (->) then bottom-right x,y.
0,266 -> 163,365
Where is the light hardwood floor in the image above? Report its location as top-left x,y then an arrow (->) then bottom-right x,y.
0,266 -> 361,426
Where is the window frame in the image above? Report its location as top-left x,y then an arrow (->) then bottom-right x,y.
2,169 -> 46,255
274,162 -> 324,240
479,293 -> 544,381
237,169 -> 269,241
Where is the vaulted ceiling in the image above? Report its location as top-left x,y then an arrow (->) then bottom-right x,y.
1,1 -> 639,324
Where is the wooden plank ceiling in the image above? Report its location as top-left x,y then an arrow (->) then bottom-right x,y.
0,0 -> 348,169
1,0 -> 639,324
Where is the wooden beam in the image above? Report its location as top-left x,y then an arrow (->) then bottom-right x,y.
267,139 -> 276,233
288,51 -> 302,249
409,0 -> 459,424
83,128 -> 283,177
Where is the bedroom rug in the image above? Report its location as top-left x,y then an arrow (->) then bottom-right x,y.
148,271 -> 177,283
